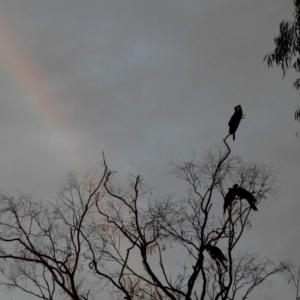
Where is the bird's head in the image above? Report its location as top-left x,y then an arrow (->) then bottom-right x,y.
235,105 -> 242,111
233,184 -> 239,189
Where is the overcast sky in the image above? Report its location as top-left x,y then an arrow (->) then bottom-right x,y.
0,1 -> 299,299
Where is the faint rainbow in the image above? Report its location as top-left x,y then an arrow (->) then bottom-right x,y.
0,8 -> 86,171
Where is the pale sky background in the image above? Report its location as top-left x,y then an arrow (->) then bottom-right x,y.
0,1 -> 299,299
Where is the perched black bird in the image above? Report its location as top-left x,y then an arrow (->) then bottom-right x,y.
233,184 -> 258,211
223,187 -> 238,214
228,105 -> 243,141
205,244 -> 228,271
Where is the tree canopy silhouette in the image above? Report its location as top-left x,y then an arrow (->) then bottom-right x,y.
264,1 -> 300,122
0,141 -> 292,300
0,106 -> 296,299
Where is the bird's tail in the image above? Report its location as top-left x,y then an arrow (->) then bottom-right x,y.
221,261 -> 228,272
249,201 -> 258,211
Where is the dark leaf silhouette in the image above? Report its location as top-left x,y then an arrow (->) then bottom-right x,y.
265,2 -> 300,122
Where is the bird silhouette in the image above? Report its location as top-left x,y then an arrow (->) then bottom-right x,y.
228,105 -> 243,141
205,244 -> 228,271
233,184 -> 258,211
223,187 -> 238,214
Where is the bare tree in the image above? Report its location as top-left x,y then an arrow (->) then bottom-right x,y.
90,138 -> 289,300
0,171 -> 106,300
286,263 -> 300,300
0,137 -> 291,300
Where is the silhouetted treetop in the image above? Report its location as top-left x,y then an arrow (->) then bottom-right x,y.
265,2 -> 300,122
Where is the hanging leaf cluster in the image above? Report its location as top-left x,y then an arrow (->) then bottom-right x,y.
264,3 -> 300,122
